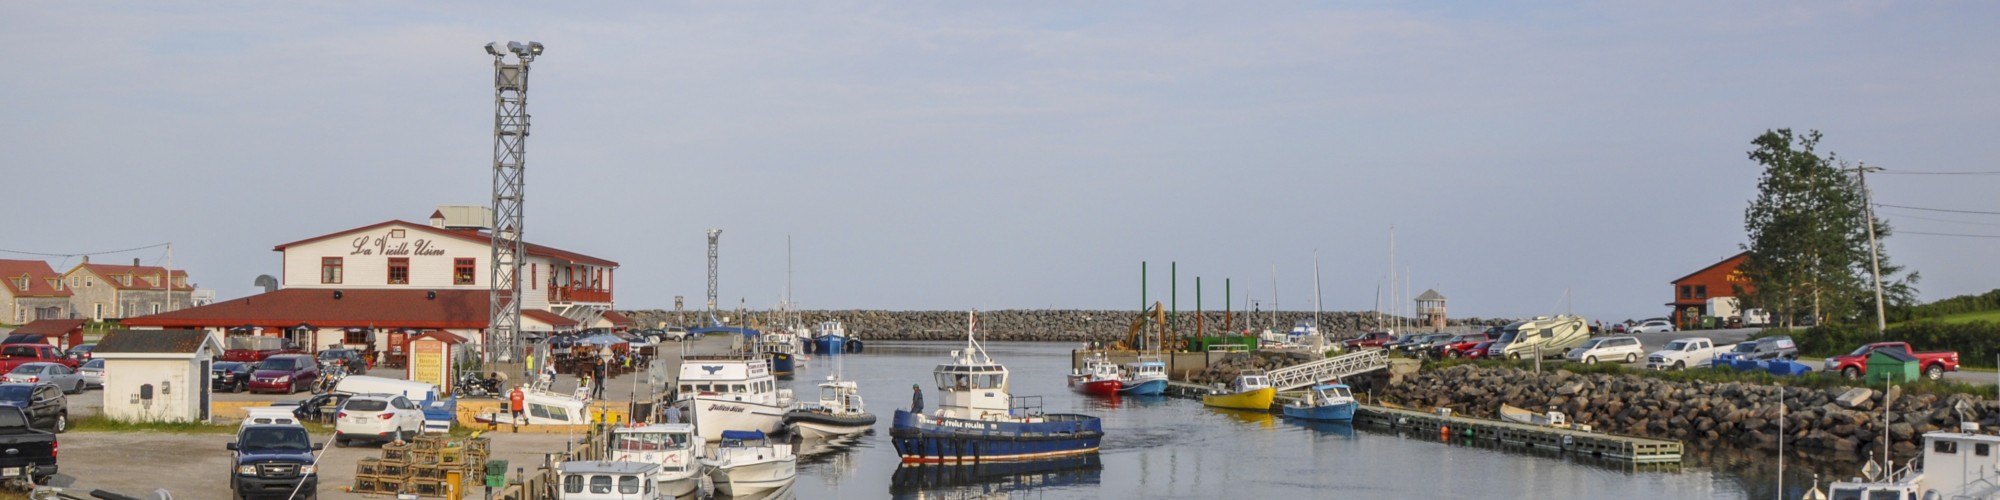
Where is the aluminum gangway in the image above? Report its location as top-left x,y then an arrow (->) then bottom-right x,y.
1267,348 -> 1390,391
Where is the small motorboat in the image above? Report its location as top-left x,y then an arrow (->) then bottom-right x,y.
1500,404 -> 1593,432
784,376 -> 877,439
555,461 -> 672,500
1201,370 -> 1276,411
1280,383 -> 1358,421
607,424 -> 705,498
1118,356 -> 1169,396
1067,352 -> 1124,397
702,429 -> 797,497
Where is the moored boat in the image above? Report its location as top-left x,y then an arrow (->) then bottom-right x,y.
760,328 -> 804,378
783,376 -> 877,439
1118,356 -> 1169,396
701,429 -> 797,497
1280,383 -> 1358,421
556,461 -> 672,500
673,354 -> 793,441
608,424 -> 705,498
1826,424 -> 2000,499
891,313 -> 1104,463
1066,352 -> 1123,397
810,320 -> 848,355
1201,370 -> 1276,411
1499,404 -> 1593,432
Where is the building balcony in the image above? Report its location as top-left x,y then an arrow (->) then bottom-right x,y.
550,287 -> 612,304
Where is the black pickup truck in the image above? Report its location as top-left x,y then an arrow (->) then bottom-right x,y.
228,424 -> 321,499
0,405 -> 58,485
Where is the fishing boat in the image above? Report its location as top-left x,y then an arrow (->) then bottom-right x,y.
1826,424 -> 2000,499
555,461 -> 672,500
810,320 -> 849,355
1066,352 -> 1124,397
891,312 -> 1104,463
783,375 -> 877,439
1280,383 -> 1358,421
608,424 -> 705,498
673,354 -> 793,441
759,327 -> 804,378
701,429 -> 797,497
473,388 -> 589,426
1499,404 -> 1593,432
1201,370 -> 1276,411
1118,356 -> 1168,396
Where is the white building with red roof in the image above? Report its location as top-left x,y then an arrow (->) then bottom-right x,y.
0,259 -> 74,325
123,206 -> 619,364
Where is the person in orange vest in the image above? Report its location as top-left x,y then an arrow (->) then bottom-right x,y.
509,385 -> 527,425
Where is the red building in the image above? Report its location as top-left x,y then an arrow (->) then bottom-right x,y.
1667,251 -> 1755,329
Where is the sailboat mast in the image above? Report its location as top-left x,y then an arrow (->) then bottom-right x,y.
1313,250 -> 1323,352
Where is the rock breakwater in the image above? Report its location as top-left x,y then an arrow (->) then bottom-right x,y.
620,309 -> 1510,342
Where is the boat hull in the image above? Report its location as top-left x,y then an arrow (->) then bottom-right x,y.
1202,387 -> 1277,411
1280,401 -> 1357,421
687,398 -> 787,441
811,336 -> 845,355
710,459 -> 796,497
1067,377 -> 1122,397
1118,379 -> 1167,396
767,353 -> 796,378
784,409 -> 877,439
890,410 -> 1103,463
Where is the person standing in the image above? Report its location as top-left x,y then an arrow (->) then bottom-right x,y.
509,385 -> 526,425
664,403 -> 682,424
911,384 -> 924,414
592,359 -> 608,399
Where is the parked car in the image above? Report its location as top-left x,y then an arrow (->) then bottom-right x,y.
1486,316 -> 1591,360
1630,319 -> 1675,334
248,355 -> 319,394
1646,337 -> 1734,370
315,349 -> 368,376
1566,336 -> 1646,364
77,359 -> 104,389
288,393 -> 354,424
213,361 -> 255,393
1342,332 -> 1398,350
1721,336 -> 1799,361
221,336 -> 304,363
1611,323 -> 1629,334
1435,333 -> 1494,358
64,344 -> 94,363
332,394 -> 427,447
228,423 -> 321,498
0,405 -> 57,484
1463,341 -> 1496,360
662,326 -> 691,341
0,344 -> 77,373
1824,342 -> 1959,381
1,363 -> 86,394
0,383 -> 67,433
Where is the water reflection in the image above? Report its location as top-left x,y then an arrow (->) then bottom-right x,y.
1209,407 -> 1276,428
1285,419 -> 1357,439
889,454 -> 1104,498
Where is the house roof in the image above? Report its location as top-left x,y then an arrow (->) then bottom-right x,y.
68,263 -> 194,291
95,329 -> 213,354
0,260 -> 72,298
1414,289 -> 1446,301
120,288 -> 496,329
271,220 -> 618,268
601,310 -> 634,327
1671,251 -> 1752,285
11,319 -> 85,337
522,309 -> 579,328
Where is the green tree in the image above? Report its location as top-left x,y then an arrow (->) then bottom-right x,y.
1739,129 -> 1916,330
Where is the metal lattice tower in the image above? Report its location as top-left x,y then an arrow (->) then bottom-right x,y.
484,41 -> 543,365
706,229 -> 722,323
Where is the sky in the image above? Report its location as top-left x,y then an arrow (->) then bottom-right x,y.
4,1 -> 1997,321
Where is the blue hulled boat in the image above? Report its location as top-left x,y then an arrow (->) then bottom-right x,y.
1118,356 -> 1169,396
1279,383 -> 1359,421
891,313 -> 1104,464
810,321 -> 848,355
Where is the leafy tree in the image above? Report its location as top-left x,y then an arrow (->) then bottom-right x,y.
1738,129 -> 1917,330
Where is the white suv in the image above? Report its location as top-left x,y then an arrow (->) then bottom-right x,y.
1630,319 -> 1675,334
333,394 -> 427,447
1566,336 -> 1646,364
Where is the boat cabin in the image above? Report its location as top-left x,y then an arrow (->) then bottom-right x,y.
1124,358 -> 1167,379
609,424 -> 700,473
816,379 -> 866,415
1232,370 -> 1271,393
1829,425 -> 2000,500
677,355 -> 784,407
557,461 -> 664,500
1306,384 -> 1354,405
934,348 -> 1012,419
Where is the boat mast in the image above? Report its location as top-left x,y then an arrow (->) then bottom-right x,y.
1313,250 -> 1323,353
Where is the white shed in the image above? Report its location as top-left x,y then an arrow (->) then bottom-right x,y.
94,329 -> 223,423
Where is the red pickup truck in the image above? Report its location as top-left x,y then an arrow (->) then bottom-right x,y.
1824,342 -> 1959,381
0,344 -> 79,373
1342,332 -> 1398,350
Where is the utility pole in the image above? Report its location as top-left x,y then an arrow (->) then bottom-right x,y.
484,40 -> 543,366
1854,164 -> 1888,336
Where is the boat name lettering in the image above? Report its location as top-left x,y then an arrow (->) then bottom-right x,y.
349,233 -> 448,257
709,404 -> 745,413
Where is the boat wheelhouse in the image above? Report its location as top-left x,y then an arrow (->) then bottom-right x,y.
1066,352 -> 1123,397
1119,356 -> 1169,396
1280,383 -> 1358,421
607,424 -> 704,498
674,354 -> 792,441
783,377 -> 876,439
1828,425 -> 2000,499
809,320 -> 853,354
556,461 -> 669,500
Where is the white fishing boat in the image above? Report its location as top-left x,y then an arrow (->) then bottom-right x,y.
1827,423 -> 2000,499
783,376 -> 876,439
702,429 -> 797,497
674,354 -> 793,441
608,424 -> 705,498
475,388 -> 590,426
556,461 -> 671,500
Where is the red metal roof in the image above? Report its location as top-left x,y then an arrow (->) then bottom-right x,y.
522,309 -> 579,328
69,263 -> 194,291
1670,251 -> 1751,285
11,319 -> 85,337
0,260 -> 72,298
270,220 -> 618,268
601,310 -> 634,327
121,288 -> 495,329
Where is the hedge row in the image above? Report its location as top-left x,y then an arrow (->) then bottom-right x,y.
1785,320 -> 2000,369
1889,289 -> 2000,323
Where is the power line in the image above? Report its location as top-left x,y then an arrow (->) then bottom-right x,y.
1901,231 -> 2000,239
0,242 -> 170,258
1878,210 -> 2000,228
1875,170 -> 2000,176
1875,203 -> 2000,216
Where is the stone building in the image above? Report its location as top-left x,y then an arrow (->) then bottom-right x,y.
62,257 -> 196,321
0,259 -> 74,325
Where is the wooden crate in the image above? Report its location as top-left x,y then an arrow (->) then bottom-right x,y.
408,479 -> 447,497
376,459 -> 409,478
410,463 -> 449,480
355,458 -> 383,476
382,441 -> 413,461
368,476 -> 404,494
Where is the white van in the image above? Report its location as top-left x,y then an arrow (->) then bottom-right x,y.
332,375 -> 443,402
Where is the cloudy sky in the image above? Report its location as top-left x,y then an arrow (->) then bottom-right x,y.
5,1 -> 1996,321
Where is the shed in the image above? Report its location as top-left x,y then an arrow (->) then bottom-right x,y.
1865,348 -> 1920,385
93,329 -> 223,423
9,319 -> 86,350
407,332 -> 470,395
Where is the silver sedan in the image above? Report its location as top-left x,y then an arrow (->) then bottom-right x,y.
78,358 -> 105,389
3,362 -> 86,394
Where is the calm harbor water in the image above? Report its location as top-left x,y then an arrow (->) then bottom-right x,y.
777,341 -> 1843,499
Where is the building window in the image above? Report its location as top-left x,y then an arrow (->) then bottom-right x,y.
344,329 -> 369,344
455,258 -> 476,285
1695,285 -> 1707,299
10,278 -> 24,291
92,304 -> 102,320
1679,285 -> 1691,300
388,258 -> 410,285
530,263 -> 537,290
321,257 -> 344,284
390,229 -> 406,239
151,303 -> 160,315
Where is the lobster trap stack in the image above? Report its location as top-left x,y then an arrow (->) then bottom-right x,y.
351,434 -> 492,497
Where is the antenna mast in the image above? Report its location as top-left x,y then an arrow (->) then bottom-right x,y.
484,40 -> 543,366
707,229 -> 722,324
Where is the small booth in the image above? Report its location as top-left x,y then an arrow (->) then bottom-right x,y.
382,328 -> 416,369
95,329 -> 224,423
1865,348 -> 1920,385
407,332 -> 470,394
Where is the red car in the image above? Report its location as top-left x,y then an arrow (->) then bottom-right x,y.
1824,342 -> 1959,381
0,344 -> 79,372
1435,333 -> 1496,358
1463,341 -> 1496,360
1342,332 -> 1398,350
246,354 -> 319,394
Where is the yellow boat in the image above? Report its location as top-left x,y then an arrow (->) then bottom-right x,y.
1201,370 -> 1277,411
